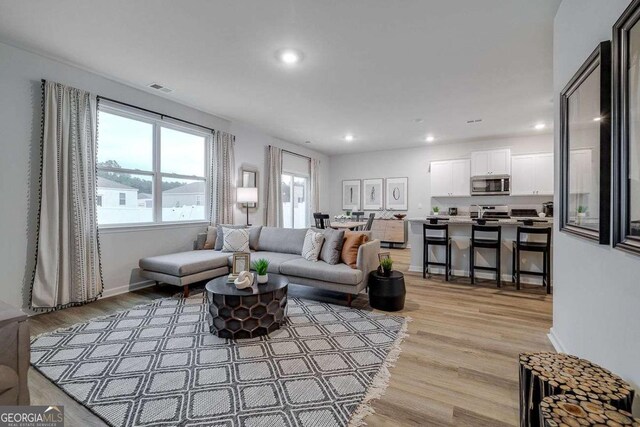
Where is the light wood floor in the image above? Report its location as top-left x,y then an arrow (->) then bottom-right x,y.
28,248 -> 553,426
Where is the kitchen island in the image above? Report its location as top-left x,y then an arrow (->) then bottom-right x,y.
408,217 -> 553,285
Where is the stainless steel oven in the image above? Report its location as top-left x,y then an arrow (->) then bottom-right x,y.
471,175 -> 510,196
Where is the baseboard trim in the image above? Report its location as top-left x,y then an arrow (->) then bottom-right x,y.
407,265 -> 545,285
101,281 -> 156,299
547,327 -> 566,353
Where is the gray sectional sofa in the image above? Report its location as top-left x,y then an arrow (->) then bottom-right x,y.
139,226 -> 380,305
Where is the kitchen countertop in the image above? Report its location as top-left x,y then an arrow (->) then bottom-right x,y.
408,216 -> 553,225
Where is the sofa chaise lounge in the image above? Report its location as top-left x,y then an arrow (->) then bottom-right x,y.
139,226 -> 380,305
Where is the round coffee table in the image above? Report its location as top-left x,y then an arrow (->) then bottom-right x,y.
205,273 -> 288,339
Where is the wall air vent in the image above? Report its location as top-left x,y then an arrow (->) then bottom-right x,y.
147,83 -> 173,93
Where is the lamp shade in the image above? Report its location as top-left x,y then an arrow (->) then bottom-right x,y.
237,187 -> 258,203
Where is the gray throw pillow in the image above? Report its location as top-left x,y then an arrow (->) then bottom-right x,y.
320,228 -> 345,265
214,224 -> 262,251
248,226 -> 262,251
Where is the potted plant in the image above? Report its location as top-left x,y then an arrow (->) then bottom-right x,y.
432,206 -> 440,216
380,257 -> 393,277
252,258 -> 270,284
577,206 -> 587,218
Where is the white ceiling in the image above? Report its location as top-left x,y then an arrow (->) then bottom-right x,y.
0,0 -> 560,155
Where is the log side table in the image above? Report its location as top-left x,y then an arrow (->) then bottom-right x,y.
519,352 -> 635,427
205,274 -> 288,339
540,394 -> 640,427
368,270 -> 406,312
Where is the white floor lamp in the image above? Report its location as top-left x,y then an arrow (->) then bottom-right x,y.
237,187 -> 258,226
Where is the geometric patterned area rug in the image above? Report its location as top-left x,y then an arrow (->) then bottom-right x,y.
31,294 -> 409,427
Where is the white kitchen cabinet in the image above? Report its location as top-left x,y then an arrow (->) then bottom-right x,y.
569,149 -> 592,194
430,161 -> 451,197
430,159 -> 470,197
535,153 -> 554,195
471,149 -> 511,176
510,153 -> 554,196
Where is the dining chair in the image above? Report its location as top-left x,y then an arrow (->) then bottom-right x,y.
351,211 -> 364,221
362,213 -> 375,231
313,213 -> 330,229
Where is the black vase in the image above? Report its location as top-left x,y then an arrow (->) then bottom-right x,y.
382,268 -> 392,277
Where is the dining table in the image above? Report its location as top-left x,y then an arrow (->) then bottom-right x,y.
330,221 -> 367,230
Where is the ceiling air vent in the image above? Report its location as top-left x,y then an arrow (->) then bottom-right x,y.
147,83 -> 173,93
466,118 -> 483,124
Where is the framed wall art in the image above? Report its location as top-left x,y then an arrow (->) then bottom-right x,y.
342,179 -> 361,211
559,41 -> 611,244
385,177 -> 408,211
362,178 -> 384,210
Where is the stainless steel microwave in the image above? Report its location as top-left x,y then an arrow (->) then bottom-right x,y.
471,175 -> 510,196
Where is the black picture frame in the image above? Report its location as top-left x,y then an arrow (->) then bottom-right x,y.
613,0 -> 640,255
559,41 -> 612,244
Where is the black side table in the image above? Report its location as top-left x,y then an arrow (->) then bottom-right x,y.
368,270 -> 406,311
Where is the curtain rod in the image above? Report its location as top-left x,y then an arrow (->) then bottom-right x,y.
97,96 -> 217,134
40,79 -> 217,134
281,149 -> 311,161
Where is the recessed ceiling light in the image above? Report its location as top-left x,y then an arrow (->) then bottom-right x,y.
344,134 -> 354,142
593,117 -> 602,122
414,118 -> 424,123
426,135 -> 435,142
534,123 -> 546,130
277,49 -> 303,65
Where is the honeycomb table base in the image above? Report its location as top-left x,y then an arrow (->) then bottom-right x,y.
205,274 -> 288,339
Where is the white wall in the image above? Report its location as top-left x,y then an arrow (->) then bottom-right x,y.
553,0 -> 640,413
328,133 -> 553,218
231,122 -> 330,227
0,41 -> 328,310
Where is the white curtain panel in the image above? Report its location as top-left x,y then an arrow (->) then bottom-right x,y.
210,131 -> 235,224
31,81 -> 103,310
310,158 -> 321,215
265,145 -> 283,227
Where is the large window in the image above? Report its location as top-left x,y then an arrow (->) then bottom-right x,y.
97,103 -> 210,226
281,152 -> 310,228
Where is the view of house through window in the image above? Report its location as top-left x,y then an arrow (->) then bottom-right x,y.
96,105 -> 209,225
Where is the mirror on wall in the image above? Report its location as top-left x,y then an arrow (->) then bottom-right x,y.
559,41 -> 611,244
614,4 -> 640,254
241,169 -> 257,208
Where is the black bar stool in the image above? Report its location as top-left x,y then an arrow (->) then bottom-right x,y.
512,226 -> 552,293
423,222 -> 452,281
470,224 -> 502,287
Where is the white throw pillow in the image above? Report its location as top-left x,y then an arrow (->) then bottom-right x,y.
222,227 -> 250,253
302,229 -> 325,261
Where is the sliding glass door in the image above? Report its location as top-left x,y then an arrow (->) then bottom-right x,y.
281,174 -> 309,228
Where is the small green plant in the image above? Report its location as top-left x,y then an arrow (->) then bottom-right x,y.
345,210 -> 351,216
577,206 -> 587,214
252,258 -> 270,275
380,257 -> 393,272
432,206 -> 440,213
